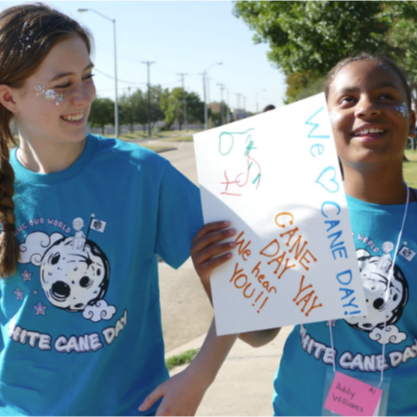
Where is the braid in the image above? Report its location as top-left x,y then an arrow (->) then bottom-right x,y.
0,4 -> 93,278
0,106 -> 18,277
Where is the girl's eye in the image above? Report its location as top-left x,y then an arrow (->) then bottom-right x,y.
54,82 -> 71,89
380,94 -> 394,100
83,73 -> 95,81
339,96 -> 355,105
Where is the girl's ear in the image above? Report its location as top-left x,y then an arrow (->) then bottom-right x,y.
0,85 -> 18,113
409,109 -> 416,137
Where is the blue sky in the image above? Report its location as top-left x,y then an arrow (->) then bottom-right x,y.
1,1 -> 287,113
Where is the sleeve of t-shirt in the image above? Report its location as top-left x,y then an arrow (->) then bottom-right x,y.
155,159 -> 204,269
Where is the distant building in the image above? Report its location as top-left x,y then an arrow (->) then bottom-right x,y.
207,102 -> 221,113
231,108 -> 247,121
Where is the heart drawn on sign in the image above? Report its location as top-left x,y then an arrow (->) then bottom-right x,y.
315,166 -> 340,193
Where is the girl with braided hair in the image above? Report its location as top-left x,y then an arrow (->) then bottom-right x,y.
0,3 -> 234,415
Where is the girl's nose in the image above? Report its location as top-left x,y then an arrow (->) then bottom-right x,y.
72,83 -> 95,106
355,96 -> 381,118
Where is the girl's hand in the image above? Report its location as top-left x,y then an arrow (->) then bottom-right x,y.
138,368 -> 207,416
139,321 -> 237,416
190,221 -> 236,301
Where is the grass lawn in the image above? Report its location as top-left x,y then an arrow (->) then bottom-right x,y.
404,150 -> 417,188
119,132 -> 147,141
165,349 -> 199,371
142,145 -> 175,153
156,129 -> 199,142
159,134 -> 194,142
117,129 -> 200,142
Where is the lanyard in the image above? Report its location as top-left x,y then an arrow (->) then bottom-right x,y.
328,184 -> 410,386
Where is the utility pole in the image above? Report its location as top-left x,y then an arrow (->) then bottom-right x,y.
226,88 -> 230,123
217,83 -> 224,125
178,73 -> 188,132
206,77 -> 212,104
141,61 -> 155,137
236,93 -> 241,109
201,62 -> 222,130
201,72 -> 207,130
256,89 -> 266,113
77,8 -> 119,138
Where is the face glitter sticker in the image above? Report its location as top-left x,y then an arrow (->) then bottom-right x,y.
34,85 -> 64,106
329,111 -> 341,125
395,102 -> 409,118
16,22 -> 35,53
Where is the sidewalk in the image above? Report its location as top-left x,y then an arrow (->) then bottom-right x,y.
166,326 -> 293,416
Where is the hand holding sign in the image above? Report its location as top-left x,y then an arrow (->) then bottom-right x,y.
194,93 -> 367,336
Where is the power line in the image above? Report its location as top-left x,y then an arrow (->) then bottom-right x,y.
94,68 -> 146,85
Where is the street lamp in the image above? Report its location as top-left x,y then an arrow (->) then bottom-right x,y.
256,89 -> 266,113
77,8 -> 119,138
201,62 -> 222,130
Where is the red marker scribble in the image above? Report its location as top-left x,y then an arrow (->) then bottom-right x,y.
221,154 -> 262,196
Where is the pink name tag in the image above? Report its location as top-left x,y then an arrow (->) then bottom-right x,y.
324,372 -> 383,416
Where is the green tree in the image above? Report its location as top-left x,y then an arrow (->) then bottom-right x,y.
285,72 -> 325,104
88,97 -> 114,135
119,89 -> 147,133
160,87 -> 183,130
186,91 -> 204,125
380,2 -> 417,93
148,85 -> 165,131
160,88 -> 204,130
234,1 -> 417,101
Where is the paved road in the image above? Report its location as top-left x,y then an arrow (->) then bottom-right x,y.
155,141 -> 214,352
160,141 -> 200,185
147,139 -> 290,416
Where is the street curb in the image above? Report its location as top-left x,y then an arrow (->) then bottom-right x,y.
165,334 -> 205,360
156,147 -> 177,154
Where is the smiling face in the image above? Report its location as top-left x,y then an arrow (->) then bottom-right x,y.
327,59 -> 415,173
11,34 -> 95,148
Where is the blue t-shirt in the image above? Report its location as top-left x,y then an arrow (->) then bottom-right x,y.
0,134 -> 204,416
273,193 -> 417,416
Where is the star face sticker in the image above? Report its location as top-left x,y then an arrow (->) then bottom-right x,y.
14,288 -> 23,300
21,269 -> 32,281
33,302 -> 47,316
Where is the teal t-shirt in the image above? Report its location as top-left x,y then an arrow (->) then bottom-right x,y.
0,134 -> 204,416
273,193 -> 417,416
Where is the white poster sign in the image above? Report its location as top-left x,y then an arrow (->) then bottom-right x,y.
194,93 -> 367,336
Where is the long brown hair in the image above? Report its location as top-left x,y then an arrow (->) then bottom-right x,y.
0,3 -> 92,277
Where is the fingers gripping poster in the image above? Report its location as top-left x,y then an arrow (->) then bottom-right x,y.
194,93 -> 367,336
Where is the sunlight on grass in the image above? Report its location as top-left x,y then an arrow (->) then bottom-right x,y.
165,349 -> 199,371
404,150 -> 417,188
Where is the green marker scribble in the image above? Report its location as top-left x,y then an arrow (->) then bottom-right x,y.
244,139 -> 256,156
252,174 -> 261,184
218,128 -> 255,156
